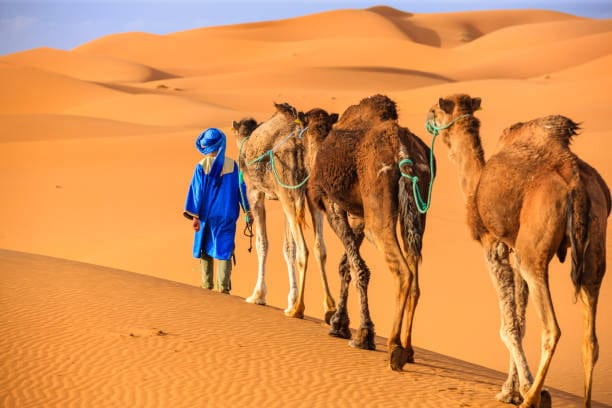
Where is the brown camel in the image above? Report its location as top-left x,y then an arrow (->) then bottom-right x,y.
309,94 -> 434,370
232,103 -> 338,322
427,94 -> 610,408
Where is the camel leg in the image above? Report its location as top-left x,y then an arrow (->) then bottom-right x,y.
484,241 -> 534,403
329,252 -> 352,339
400,253 -> 420,365
310,204 -> 336,324
365,208 -> 413,370
498,269 -> 530,405
515,261 -> 560,408
329,220 -> 364,339
325,202 -> 375,350
246,190 -> 268,305
579,283 -> 600,408
282,219 -> 298,315
282,201 -> 308,319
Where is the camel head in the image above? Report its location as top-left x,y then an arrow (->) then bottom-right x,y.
298,108 -> 338,143
426,94 -> 481,147
232,117 -> 259,145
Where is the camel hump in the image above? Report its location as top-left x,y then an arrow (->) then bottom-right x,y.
336,94 -> 398,128
501,115 -> 581,149
274,102 -> 300,120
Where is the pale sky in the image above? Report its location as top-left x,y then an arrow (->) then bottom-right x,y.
0,0 -> 610,56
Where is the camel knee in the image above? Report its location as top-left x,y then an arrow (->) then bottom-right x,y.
499,322 -> 523,350
255,237 -> 268,254
543,326 -> 561,353
583,335 -> 599,364
354,264 -> 371,290
314,239 -> 327,262
409,275 -> 420,298
295,249 -> 308,273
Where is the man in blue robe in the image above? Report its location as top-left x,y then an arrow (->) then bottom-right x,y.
183,128 -> 251,294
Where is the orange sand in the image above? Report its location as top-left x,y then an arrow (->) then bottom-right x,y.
0,6 -> 611,407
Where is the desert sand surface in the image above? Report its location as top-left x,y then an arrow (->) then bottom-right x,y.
0,6 -> 611,406
1,249 -> 606,408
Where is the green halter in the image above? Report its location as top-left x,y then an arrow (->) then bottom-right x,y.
397,113 -> 471,214
425,113 -> 471,137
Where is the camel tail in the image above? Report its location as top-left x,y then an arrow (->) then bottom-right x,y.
398,175 -> 424,262
567,185 -> 591,295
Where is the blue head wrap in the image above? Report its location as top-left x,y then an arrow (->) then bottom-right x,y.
195,128 -> 226,179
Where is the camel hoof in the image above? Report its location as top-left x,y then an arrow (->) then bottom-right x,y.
518,390 -> 551,408
348,327 -> 376,350
539,390 -> 551,408
246,295 -> 266,305
328,326 -> 351,339
324,309 -> 336,325
388,345 -> 411,371
405,347 -> 415,364
495,389 -> 522,405
284,307 -> 305,319
349,339 -> 376,350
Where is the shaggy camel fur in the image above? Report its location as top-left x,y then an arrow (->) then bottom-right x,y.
309,94 -> 433,370
232,103 -> 338,322
428,94 -> 610,408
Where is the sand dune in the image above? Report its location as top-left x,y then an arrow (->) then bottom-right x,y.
1,6 -> 611,407
1,47 -> 176,83
448,31 -> 612,79
0,114 -> 182,142
0,63 -> 122,114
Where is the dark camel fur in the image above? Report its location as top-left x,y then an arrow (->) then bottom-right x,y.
232,103 -> 338,323
309,94 -> 433,370
428,94 -> 610,408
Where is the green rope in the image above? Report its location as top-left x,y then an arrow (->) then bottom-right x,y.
398,133 -> 437,214
425,113 -> 471,137
238,127 -> 310,190
399,113 -> 471,214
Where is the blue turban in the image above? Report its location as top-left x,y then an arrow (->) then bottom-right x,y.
195,128 -> 226,179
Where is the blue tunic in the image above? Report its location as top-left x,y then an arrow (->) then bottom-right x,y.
184,156 -> 249,260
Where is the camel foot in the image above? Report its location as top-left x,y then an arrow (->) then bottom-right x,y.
495,389 -> 522,405
246,294 -> 266,305
284,305 -> 305,319
349,327 -> 376,350
519,390 -> 551,408
329,310 -> 350,339
388,345 -> 414,371
329,325 -> 351,339
323,309 -> 336,325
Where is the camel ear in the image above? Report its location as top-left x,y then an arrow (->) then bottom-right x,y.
297,111 -> 307,125
471,97 -> 482,112
330,113 -> 339,125
439,98 -> 454,114
232,120 -> 239,130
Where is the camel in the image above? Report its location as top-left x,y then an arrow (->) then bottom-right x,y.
231,103 -> 339,323
427,93 -> 610,408
308,94 -> 434,370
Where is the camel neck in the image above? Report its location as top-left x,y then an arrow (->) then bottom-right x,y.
448,125 -> 485,201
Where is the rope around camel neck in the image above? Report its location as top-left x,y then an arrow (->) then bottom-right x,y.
398,114 -> 471,214
238,126 -> 310,190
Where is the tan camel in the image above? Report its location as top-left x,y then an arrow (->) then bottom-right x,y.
309,94 -> 434,370
427,94 -> 610,408
232,103 -> 338,322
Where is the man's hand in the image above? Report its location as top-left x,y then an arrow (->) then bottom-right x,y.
246,211 -> 254,226
192,217 -> 200,232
